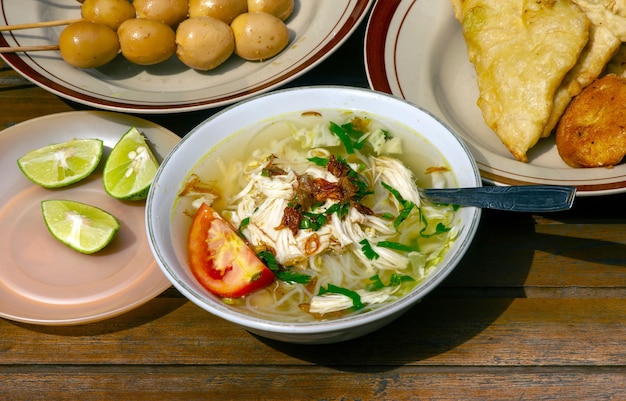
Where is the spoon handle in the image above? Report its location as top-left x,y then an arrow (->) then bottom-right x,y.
422,185 -> 576,212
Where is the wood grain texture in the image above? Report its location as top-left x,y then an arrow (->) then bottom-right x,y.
1,366 -> 626,401
2,28 -> 626,398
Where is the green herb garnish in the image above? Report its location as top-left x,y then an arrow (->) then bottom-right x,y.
420,222 -> 452,238
238,217 -> 251,237
330,122 -> 354,154
367,273 -> 415,291
359,239 -> 379,260
318,284 -> 364,310
307,156 -> 329,167
382,181 -> 416,227
377,241 -> 415,252
276,270 -> 313,284
299,211 -> 328,231
257,250 -> 312,284
380,213 -> 395,220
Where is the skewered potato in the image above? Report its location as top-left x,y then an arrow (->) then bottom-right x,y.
80,0 -> 136,30
60,0 -> 293,70
189,0 -> 248,24
132,0 -> 190,28
58,21 -> 120,68
247,0 -> 293,21
230,12 -> 289,61
117,18 -> 176,65
176,16 -> 235,70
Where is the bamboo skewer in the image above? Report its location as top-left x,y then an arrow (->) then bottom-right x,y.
0,45 -> 60,53
0,18 -> 82,53
0,18 -> 82,32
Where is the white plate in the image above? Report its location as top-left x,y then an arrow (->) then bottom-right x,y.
0,111 -> 179,325
365,0 -> 626,196
0,0 -> 373,114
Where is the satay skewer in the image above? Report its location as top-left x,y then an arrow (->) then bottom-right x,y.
0,18 -> 82,53
0,45 -> 60,53
0,18 -> 82,32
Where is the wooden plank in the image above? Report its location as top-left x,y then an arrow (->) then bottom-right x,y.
444,208 -> 626,291
2,298 -> 626,367
0,366 -> 625,400
0,63 -> 74,128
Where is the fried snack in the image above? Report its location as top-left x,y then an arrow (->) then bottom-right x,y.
556,74 -> 626,167
605,42 -> 626,75
574,0 -> 626,40
452,0 -> 590,162
543,23 -> 621,137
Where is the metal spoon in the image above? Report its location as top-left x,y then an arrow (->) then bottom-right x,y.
422,185 -> 576,212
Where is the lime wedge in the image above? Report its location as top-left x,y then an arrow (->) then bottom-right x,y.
17,138 -> 103,188
103,127 -> 160,200
41,200 -> 120,254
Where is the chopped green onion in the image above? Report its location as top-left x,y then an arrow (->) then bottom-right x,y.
367,273 -> 415,291
340,122 -> 366,150
377,241 -> 415,252
257,250 -> 279,270
318,284 -> 364,310
325,202 -> 350,220
238,217 -> 251,237
388,273 -> 415,286
257,250 -> 313,284
300,212 -> 327,231
324,203 -> 351,219
330,122 -> 355,154
382,181 -> 415,227
382,181 -> 405,203
325,203 -> 340,216
394,202 -> 415,227
276,270 -> 312,284
359,239 -> 379,260
307,156 -> 328,167
420,222 -> 452,238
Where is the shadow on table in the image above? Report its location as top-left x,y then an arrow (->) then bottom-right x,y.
7,293 -> 186,337
257,207 -> 626,372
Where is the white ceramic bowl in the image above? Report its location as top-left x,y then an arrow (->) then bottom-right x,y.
146,87 -> 482,344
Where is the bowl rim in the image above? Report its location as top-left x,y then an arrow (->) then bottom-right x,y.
146,85 -> 482,335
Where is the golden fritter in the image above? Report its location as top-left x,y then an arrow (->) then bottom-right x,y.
556,74 -> 626,167
543,24 -> 621,138
574,0 -> 626,40
451,0 -> 590,162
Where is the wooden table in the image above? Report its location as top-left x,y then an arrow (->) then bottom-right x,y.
2,21 -> 626,401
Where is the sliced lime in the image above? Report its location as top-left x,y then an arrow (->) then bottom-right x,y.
17,138 -> 103,188
103,127 -> 160,200
41,199 -> 120,254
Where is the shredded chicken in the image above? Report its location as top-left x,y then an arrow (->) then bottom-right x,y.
308,286 -> 399,315
226,154 -> 422,272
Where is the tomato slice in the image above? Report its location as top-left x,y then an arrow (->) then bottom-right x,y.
187,203 -> 275,298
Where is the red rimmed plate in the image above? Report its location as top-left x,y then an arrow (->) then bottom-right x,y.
365,0 -> 626,196
0,0 -> 373,114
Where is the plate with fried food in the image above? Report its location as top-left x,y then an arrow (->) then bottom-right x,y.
0,0 -> 373,113
365,0 -> 626,195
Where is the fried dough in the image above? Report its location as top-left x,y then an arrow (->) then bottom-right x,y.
605,42 -> 626,75
543,24 -> 621,137
574,0 -> 626,40
452,0 -> 590,162
556,74 -> 626,167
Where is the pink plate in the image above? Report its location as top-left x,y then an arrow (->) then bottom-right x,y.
0,111 -> 178,325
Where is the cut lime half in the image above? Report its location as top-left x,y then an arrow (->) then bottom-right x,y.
41,200 -> 120,254
17,138 -> 103,188
103,127 -> 160,200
